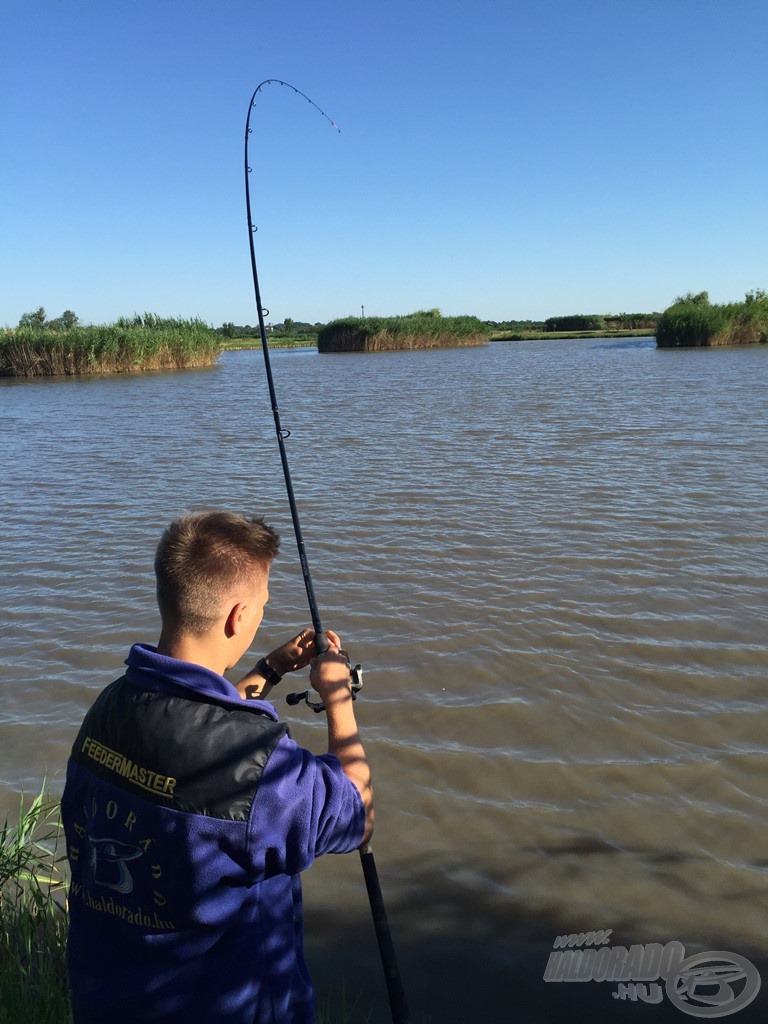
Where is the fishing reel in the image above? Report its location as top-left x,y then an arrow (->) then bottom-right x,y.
286,652 -> 364,714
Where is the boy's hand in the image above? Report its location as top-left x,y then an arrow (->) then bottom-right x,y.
266,627 -> 342,676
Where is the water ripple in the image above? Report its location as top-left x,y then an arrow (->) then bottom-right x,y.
1,340 -> 767,951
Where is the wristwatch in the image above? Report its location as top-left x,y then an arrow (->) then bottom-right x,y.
255,657 -> 282,687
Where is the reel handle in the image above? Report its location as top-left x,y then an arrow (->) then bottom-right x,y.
286,660 -> 364,714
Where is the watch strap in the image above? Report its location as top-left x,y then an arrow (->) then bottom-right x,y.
255,657 -> 282,687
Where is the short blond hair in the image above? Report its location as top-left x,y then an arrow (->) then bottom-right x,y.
154,512 -> 280,635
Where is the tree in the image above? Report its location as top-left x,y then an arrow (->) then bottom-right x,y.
48,310 -> 79,330
57,309 -> 79,329
283,317 -> 295,336
18,307 -> 48,329
17,307 -> 79,330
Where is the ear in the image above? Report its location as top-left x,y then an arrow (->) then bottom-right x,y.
224,601 -> 247,639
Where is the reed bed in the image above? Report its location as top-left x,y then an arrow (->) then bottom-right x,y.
656,292 -> 768,348
0,787 -> 71,1023
0,315 -> 222,377
317,313 -> 489,353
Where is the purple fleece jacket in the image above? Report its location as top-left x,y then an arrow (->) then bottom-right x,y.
62,644 -> 365,1024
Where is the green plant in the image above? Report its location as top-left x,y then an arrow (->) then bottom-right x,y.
544,313 -> 607,333
0,316 -> 222,377
0,786 -> 71,1023
317,312 -> 490,352
656,290 -> 768,348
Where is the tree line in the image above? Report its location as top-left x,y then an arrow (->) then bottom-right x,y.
13,307 -> 664,341
221,310 -> 661,339
218,318 -> 323,338
542,312 -> 659,333
16,307 -> 80,331
463,312 -> 660,333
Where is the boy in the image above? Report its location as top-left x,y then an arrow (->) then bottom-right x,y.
61,511 -> 372,1023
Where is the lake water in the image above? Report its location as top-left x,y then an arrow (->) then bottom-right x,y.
1,339 -> 767,1022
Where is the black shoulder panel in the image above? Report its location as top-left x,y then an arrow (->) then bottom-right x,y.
70,678 -> 288,820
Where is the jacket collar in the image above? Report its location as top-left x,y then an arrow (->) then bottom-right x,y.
124,643 -> 279,721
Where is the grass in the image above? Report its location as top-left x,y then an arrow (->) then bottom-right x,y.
0,314 -> 222,377
0,786 -> 71,1024
317,311 -> 490,353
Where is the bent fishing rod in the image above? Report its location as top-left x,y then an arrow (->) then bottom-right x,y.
244,79 -> 411,1024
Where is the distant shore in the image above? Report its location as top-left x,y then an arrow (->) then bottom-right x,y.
222,328 -> 657,350
490,328 -> 656,342
219,338 -> 315,351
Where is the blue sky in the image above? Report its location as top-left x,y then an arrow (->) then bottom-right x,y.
2,0 -> 767,326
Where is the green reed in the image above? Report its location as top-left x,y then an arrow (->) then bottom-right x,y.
0,316 -> 222,377
0,786 -> 71,1024
656,291 -> 768,348
317,311 -> 490,352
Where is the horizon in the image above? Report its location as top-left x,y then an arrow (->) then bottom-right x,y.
4,305 -> 667,332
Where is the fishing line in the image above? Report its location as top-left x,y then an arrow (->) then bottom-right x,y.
244,80 -> 412,1024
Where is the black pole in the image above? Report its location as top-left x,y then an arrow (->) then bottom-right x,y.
244,80 -> 411,1024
